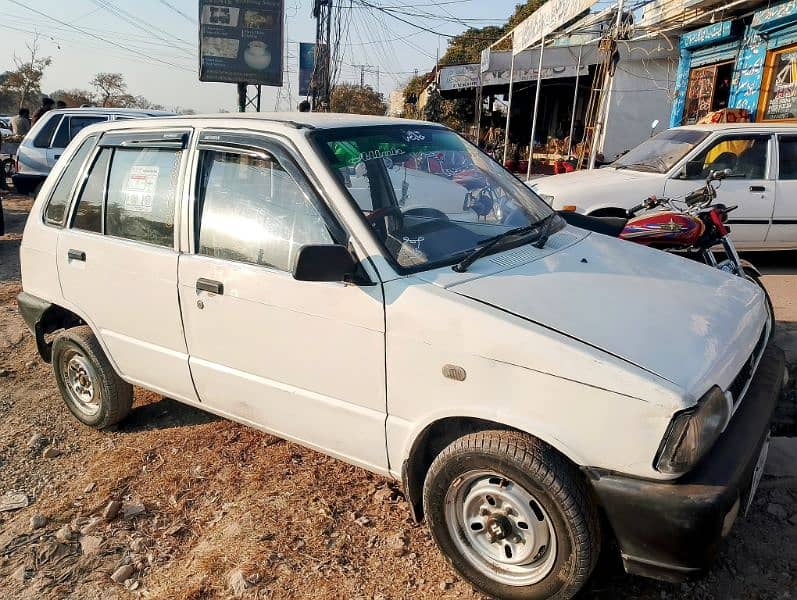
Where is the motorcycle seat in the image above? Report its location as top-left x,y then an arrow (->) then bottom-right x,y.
557,211 -> 627,237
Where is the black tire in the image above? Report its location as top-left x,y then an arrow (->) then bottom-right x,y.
423,430 -> 600,600
52,326 -> 133,429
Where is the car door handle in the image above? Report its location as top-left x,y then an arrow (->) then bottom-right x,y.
749,185 -> 766,192
67,249 -> 86,262
196,278 -> 224,295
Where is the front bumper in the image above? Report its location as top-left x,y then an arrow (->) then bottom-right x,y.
590,341 -> 784,582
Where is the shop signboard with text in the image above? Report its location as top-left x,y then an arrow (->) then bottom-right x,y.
439,62 -> 588,92
512,0 -> 597,54
199,0 -> 284,86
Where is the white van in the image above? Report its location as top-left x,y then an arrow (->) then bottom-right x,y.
17,114 -> 781,600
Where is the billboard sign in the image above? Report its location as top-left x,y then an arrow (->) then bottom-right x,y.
512,0 -> 597,54
439,62 -> 588,92
299,42 -> 316,97
199,0 -> 284,86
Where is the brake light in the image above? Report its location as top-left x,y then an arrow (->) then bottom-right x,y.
709,209 -> 728,236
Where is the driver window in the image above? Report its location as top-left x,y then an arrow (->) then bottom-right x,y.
682,135 -> 769,180
195,149 -> 332,272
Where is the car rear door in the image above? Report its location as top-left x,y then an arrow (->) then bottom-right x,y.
49,115 -> 109,168
769,134 -> 797,247
56,128 -> 198,403
177,130 -> 389,473
664,133 -> 775,248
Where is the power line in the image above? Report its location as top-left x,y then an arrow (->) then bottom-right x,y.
158,0 -> 195,23
7,0 -> 195,72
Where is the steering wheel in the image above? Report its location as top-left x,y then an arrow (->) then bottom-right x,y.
365,206 -> 404,239
402,207 -> 450,221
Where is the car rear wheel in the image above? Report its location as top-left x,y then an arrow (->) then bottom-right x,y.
423,430 -> 600,600
52,326 -> 133,429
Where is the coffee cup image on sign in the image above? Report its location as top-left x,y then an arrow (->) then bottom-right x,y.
201,5 -> 240,27
202,37 -> 240,59
243,10 -> 275,28
243,41 -> 272,71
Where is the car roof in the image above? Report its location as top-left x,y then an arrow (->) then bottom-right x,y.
81,111 -> 436,133
674,122 -> 797,132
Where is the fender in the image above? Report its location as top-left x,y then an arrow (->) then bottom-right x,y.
739,259 -> 761,279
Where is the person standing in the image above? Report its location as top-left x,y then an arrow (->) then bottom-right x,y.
10,108 -> 31,137
32,97 -> 55,125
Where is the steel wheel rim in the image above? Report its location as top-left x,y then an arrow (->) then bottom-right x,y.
60,349 -> 100,416
444,470 -> 557,586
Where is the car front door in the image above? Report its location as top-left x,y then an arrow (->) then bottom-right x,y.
178,131 -> 388,473
770,134 -> 797,247
56,128 -> 198,404
664,133 -> 775,248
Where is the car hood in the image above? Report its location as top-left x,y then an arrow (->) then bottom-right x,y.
417,229 -> 767,398
530,168 -> 663,203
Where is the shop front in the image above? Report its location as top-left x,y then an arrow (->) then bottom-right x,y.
671,0 -> 797,126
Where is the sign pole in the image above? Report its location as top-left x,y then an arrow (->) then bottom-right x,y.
567,45 -> 583,157
502,50 -> 516,167
526,36 -> 546,181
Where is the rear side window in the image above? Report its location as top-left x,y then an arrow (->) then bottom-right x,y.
52,116 -> 107,149
33,114 -> 62,148
779,136 -> 797,180
72,149 -> 112,233
44,135 -> 99,226
105,147 -> 180,247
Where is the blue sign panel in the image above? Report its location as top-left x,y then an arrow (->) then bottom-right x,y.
681,21 -> 733,50
299,42 -> 315,97
729,30 -> 768,118
752,0 -> 797,31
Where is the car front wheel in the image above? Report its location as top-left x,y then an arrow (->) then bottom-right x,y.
52,326 -> 133,429
423,430 -> 600,600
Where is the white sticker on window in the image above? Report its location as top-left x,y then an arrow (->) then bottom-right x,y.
122,166 -> 160,213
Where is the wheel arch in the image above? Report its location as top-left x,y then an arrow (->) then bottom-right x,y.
400,415 -> 586,523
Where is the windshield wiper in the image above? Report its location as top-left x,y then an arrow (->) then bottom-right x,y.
533,213 -> 558,249
452,214 -> 557,273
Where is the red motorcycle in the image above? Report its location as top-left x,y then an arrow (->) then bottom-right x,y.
559,170 -> 772,310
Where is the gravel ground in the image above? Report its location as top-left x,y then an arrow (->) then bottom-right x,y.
1,191 -> 796,599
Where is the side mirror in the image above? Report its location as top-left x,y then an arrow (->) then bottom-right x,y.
679,161 -> 703,179
293,244 -> 359,283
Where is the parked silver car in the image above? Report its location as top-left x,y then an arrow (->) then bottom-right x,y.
12,107 -> 173,194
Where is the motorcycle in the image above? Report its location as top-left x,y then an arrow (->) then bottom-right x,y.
558,169 -> 773,312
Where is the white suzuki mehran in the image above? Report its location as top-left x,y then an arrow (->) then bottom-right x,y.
18,114 -> 781,600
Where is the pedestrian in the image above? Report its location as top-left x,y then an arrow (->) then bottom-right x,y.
10,108 -> 31,137
56,100 -> 67,109
298,100 -> 311,113
32,97 -> 55,125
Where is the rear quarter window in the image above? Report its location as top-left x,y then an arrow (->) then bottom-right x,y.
44,135 -> 99,226
33,114 -> 62,148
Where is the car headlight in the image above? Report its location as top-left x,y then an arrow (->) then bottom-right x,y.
655,386 -> 730,475
537,193 -> 555,205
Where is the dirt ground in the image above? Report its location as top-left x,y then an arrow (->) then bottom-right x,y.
1,191 -> 796,600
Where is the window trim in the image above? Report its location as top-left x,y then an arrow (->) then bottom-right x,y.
187,130 -> 348,263
757,43 -> 797,123
41,134 -> 101,228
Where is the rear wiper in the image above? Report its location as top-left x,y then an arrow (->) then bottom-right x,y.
452,215 -> 556,273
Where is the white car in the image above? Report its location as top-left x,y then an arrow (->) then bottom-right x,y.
12,107 -> 174,195
530,123 -> 797,250
18,114 -> 780,600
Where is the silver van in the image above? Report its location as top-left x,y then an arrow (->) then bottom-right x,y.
12,107 -> 173,194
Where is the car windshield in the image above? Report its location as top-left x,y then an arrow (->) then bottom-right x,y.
313,125 -> 553,272
612,129 -> 709,173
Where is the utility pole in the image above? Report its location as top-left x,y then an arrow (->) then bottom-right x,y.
352,64 -> 375,87
312,0 -> 334,111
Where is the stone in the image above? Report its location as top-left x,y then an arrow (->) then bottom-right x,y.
227,568 -> 249,598
26,433 -> 45,450
29,515 -> 46,530
354,516 -> 372,527
374,488 -> 396,503
122,502 -> 145,518
11,565 -> 26,582
42,447 -> 61,459
0,491 -> 29,512
767,503 -> 788,519
83,482 -> 96,494
55,524 -> 74,543
387,533 -> 408,557
80,535 -> 102,555
103,500 -> 122,521
130,538 -> 145,553
80,516 -> 103,535
111,564 -> 135,584
439,581 -> 451,591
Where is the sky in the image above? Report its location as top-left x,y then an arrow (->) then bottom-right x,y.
0,0 -> 526,113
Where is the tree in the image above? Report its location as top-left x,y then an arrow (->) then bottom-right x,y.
2,35 -> 52,110
330,84 -> 387,116
50,89 -> 95,107
90,72 -> 127,107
